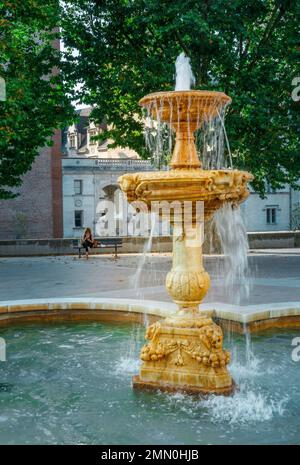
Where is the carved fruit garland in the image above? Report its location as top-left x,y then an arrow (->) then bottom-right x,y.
140,322 -> 230,368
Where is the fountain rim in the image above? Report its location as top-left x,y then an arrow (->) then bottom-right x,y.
118,168 -> 254,193
139,90 -> 232,108
2,297 -> 300,334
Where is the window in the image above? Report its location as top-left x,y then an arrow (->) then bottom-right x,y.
74,210 -> 83,228
89,129 -> 97,145
74,179 -> 82,195
69,133 -> 76,148
266,207 -> 277,225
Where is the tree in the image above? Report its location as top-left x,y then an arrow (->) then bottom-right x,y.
61,0 -> 300,195
0,0 -> 74,199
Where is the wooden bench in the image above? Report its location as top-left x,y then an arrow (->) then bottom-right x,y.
73,237 -> 123,259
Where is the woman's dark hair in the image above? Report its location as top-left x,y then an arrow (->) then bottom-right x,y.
83,227 -> 93,240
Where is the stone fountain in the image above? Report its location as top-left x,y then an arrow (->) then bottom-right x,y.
119,88 -> 253,395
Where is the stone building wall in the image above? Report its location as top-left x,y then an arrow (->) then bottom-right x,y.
62,157 -> 154,238
240,189 -> 291,232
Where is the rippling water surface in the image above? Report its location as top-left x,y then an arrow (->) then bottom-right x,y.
0,322 -> 299,444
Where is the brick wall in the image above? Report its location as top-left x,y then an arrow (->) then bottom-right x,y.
0,144 -> 55,240
51,129 -> 63,237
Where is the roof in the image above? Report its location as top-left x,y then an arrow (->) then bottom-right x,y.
62,106 -> 139,159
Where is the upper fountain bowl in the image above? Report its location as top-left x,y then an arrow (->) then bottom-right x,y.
119,168 -> 253,220
119,89 -> 253,218
139,90 -> 231,127
140,90 -> 232,169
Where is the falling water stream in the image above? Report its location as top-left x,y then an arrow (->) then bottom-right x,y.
199,107 -> 233,169
212,203 -> 254,367
213,203 -> 251,305
132,212 -> 156,295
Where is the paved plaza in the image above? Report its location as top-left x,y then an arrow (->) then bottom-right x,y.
0,250 -> 299,306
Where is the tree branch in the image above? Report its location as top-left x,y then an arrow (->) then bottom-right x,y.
175,31 -> 191,57
248,5 -> 286,70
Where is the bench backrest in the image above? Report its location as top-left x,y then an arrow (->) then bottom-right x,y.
74,237 -> 123,247
98,237 -> 123,245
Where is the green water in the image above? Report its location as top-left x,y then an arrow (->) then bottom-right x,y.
0,322 -> 299,445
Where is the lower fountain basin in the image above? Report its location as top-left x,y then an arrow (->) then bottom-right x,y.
0,321 -> 298,445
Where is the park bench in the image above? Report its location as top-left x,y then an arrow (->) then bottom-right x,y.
73,237 -> 123,259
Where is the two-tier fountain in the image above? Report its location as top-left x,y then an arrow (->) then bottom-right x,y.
119,55 -> 253,395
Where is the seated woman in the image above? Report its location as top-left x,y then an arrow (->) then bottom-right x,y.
81,227 -> 97,260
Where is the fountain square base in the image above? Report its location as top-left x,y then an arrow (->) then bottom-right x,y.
132,375 -> 236,396
134,314 -> 234,396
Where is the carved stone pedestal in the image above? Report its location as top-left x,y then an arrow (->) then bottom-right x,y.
133,313 -> 234,395
132,221 -> 235,396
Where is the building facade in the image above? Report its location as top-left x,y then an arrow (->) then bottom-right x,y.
62,157 -> 154,238
62,107 -> 154,238
241,184 -> 300,232
1,98 -> 298,241
63,108 -> 300,236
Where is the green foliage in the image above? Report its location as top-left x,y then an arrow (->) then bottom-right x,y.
0,1 -> 299,198
0,0 -> 75,199
61,0 -> 300,195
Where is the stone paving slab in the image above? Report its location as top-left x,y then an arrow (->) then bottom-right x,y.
0,253 -> 299,306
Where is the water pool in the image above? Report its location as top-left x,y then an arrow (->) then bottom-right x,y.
0,322 -> 299,445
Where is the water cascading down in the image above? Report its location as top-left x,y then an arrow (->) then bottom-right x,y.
119,55 -> 253,395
